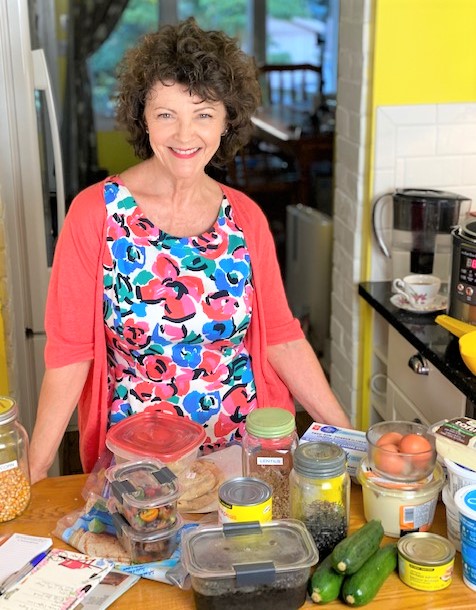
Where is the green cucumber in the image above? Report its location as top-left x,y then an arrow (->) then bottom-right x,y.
341,542 -> 398,606
331,520 -> 384,575
309,554 -> 345,604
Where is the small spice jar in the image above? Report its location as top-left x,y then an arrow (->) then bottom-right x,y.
289,441 -> 350,560
0,396 -> 31,522
242,407 -> 298,519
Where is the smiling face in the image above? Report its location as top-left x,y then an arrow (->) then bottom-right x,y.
143,81 -> 228,181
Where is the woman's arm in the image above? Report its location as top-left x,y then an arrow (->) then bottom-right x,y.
267,338 -> 352,428
29,361 -> 91,484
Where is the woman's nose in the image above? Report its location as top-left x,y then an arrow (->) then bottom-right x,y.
175,119 -> 193,140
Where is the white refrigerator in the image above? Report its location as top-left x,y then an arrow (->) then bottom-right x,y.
0,0 -> 65,471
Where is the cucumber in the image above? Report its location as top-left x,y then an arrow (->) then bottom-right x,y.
309,554 -> 345,604
331,520 -> 384,575
341,542 -> 397,606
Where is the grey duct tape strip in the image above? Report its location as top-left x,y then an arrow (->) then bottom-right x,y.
234,562 -> 276,587
223,521 -> 262,537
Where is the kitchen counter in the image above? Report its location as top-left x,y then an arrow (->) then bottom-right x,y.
1,474 -> 474,609
359,281 -> 476,408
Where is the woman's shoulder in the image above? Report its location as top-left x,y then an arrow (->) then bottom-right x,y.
67,177 -> 114,222
220,183 -> 268,226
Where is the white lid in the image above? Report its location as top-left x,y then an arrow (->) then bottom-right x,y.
454,484 -> 476,520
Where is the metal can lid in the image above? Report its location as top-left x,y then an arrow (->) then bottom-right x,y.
0,397 -> 18,425
397,532 -> 455,566
219,477 -> 272,507
293,441 -> 346,478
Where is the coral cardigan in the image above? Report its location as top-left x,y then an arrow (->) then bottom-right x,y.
45,178 -> 304,472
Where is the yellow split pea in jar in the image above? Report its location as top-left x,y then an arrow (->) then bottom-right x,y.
0,397 -> 31,522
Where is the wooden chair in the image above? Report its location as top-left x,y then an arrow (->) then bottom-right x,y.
258,63 -> 323,108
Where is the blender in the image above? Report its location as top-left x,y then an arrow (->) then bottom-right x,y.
372,188 -> 471,291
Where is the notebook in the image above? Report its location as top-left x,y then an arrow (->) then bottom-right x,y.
76,570 -> 140,610
0,533 -> 53,582
0,549 -> 114,610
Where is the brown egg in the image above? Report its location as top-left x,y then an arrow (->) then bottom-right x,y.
399,433 -> 433,470
376,431 -> 404,448
374,443 -> 406,476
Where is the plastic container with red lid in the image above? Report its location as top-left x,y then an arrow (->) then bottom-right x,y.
105,412 -> 206,475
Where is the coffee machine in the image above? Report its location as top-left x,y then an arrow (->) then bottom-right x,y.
372,189 -> 471,289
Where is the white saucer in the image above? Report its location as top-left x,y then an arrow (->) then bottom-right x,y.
390,293 -> 448,314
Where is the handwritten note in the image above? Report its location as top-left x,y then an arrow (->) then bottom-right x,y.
0,549 -> 114,610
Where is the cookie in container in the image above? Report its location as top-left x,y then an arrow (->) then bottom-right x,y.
181,519 -> 319,610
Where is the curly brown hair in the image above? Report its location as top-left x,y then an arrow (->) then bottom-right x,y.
115,17 -> 262,166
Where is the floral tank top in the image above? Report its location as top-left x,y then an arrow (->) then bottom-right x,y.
102,178 -> 257,451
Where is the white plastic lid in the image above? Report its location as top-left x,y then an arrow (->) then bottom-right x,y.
454,484 -> 476,521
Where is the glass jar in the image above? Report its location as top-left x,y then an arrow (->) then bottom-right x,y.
289,441 -> 350,560
242,407 -> 298,519
0,397 -> 31,522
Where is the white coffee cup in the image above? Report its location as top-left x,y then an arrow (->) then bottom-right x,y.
392,274 -> 441,309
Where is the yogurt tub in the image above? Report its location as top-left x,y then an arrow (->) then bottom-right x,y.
431,418 -> 476,472
441,484 -> 461,551
357,458 -> 444,538
444,458 -> 476,496
454,484 -> 476,592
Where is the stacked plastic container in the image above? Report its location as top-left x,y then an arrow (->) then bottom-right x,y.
106,459 -> 182,563
431,417 -> 476,591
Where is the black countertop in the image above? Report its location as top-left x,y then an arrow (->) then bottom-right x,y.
358,281 -> 476,406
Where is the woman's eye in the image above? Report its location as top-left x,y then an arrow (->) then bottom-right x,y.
158,112 -> 172,119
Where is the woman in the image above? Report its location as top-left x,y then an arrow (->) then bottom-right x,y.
29,18 -> 351,484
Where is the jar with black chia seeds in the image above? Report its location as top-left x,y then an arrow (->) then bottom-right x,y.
242,408 -> 298,519
289,441 -> 350,561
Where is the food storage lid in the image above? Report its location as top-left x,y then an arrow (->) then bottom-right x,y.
0,397 -> 17,425
112,511 -> 182,543
293,441 -> 346,478
105,412 -> 206,463
245,408 -> 296,439
105,459 -> 179,509
454,484 -> 476,521
181,519 -> 318,580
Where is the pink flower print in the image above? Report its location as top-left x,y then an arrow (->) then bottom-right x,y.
123,318 -> 150,348
214,387 -> 256,438
152,255 -> 180,282
203,292 -> 240,321
132,380 -> 176,403
128,209 -> 160,241
191,228 -> 227,259
144,402 -> 180,418
106,216 -> 129,240
137,353 -> 176,383
174,370 -> 194,395
138,275 -> 204,323
243,283 -> 253,313
196,350 -> 229,387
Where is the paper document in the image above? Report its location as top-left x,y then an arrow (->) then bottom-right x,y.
0,534 -> 53,582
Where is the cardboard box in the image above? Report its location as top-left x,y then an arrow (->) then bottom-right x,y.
299,423 -> 367,479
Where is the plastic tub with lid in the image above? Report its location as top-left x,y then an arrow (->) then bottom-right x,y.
111,511 -> 182,563
357,457 -> 444,538
444,457 -> 476,496
441,484 -> 461,551
106,412 -> 206,475
105,459 -> 179,531
430,418 -> 476,472
181,519 -> 318,610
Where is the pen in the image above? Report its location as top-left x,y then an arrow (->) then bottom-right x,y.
0,550 -> 50,596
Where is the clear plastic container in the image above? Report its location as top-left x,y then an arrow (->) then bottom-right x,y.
0,397 -> 31,523
289,441 -> 350,560
111,511 -> 182,563
105,412 -> 206,475
242,408 -> 298,519
181,519 -> 319,610
106,459 -> 179,531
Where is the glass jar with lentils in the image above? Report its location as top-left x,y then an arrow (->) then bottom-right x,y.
242,407 -> 298,519
0,397 -> 31,522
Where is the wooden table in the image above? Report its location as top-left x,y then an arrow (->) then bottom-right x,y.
251,104 -> 334,208
0,475 -> 474,609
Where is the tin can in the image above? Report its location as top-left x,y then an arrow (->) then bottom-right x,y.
397,532 -> 455,591
218,477 -> 272,523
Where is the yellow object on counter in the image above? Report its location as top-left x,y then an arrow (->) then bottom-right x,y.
435,314 -> 476,374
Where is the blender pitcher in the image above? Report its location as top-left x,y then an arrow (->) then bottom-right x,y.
372,188 -> 471,288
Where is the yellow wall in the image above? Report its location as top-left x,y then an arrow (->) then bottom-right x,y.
97,131 -> 139,175
373,0 -> 476,107
359,0 -> 476,428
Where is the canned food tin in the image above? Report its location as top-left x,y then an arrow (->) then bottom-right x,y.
397,532 -> 455,591
218,477 -> 272,523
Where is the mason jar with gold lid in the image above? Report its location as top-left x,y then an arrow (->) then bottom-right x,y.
0,396 -> 31,522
